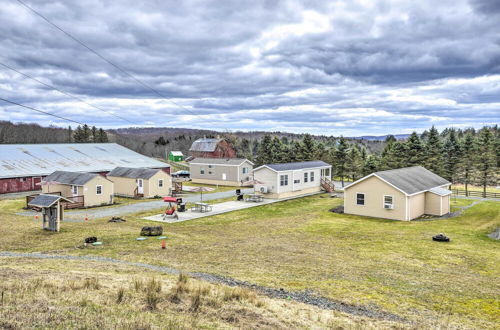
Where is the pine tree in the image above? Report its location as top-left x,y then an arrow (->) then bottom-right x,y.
381,141 -> 407,169
363,154 -> 379,176
442,129 -> 462,183
98,129 -> 108,142
301,134 -> 316,161
256,135 -> 272,165
290,141 -> 304,162
91,126 -> 98,142
314,142 -> 327,162
67,125 -> 73,143
81,124 -> 91,143
347,146 -> 363,181
459,132 -> 477,194
476,128 -> 496,196
405,132 -> 424,166
270,136 -> 285,163
334,136 -> 349,187
73,125 -> 83,142
424,126 -> 443,174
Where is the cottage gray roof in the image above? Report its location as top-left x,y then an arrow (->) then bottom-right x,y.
374,166 -> 450,195
263,160 -> 331,172
107,167 -> 161,179
0,143 -> 169,179
43,171 -> 98,185
189,138 -> 221,152
28,194 -> 73,207
188,158 -> 253,166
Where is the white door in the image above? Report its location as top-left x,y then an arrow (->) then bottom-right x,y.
222,173 -> 227,181
137,179 -> 144,194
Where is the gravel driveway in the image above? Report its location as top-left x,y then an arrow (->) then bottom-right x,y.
18,188 -> 253,221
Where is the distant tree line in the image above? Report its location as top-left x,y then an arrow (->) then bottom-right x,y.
254,125 -> 499,193
0,121 -> 108,144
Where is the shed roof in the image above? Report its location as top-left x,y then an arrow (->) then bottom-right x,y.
189,138 -> 221,152
188,157 -> 253,166
169,151 -> 184,156
346,166 -> 450,195
428,187 -> 452,196
107,167 -> 161,179
43,171 -> 98,186
28,194 -> 73,207
0,143 -> 169,179
256,160 -> 331,172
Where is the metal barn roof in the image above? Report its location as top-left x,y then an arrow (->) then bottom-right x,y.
261,160 -> 331,172
189,138 -> 221,152
107,167 -> 161,179
43,171 -> 98,186
0,143 -> 169,179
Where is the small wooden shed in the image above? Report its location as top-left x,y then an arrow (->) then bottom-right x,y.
28,194 -> 73,232
168,151 -> 184,162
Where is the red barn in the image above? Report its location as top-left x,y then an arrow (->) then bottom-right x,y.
0,143 -> 170,194
189,138 -> 236,158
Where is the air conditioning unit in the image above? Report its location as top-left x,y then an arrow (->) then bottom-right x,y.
260,186 -> 268,193
384,204 -> 393,209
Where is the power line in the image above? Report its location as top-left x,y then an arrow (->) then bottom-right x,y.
0,96 -> 85,125
0,61 -> 140,125
15,0 -> 204,121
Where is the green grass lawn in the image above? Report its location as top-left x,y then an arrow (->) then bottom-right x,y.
451,184 -> 500,193
0,195 -> 498,328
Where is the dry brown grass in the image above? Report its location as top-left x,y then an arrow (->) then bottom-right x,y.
0,257 -> 411,329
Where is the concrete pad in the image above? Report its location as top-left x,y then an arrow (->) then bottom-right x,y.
142,191 -> 325,224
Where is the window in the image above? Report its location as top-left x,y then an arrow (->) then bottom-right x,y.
280,175 -> 288,186
158,179 -> 163,188
310,171 -> 315,182
304,172 -> 308,183
294,179 -> 300,184
356,193 -> 365,205
208,165 -> 213,168
200,168 -> 205,175
384,195 -> 394,209
208,171 -> 213,175
20,177 -> 27,182
242,167 -> 248,174
96,185 -> 102,195
71,185 -> 78,195
325,168 -> 330,177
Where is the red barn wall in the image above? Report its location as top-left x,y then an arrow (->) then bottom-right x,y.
0,177 -> 43,194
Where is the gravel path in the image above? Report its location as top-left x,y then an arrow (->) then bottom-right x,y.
414,200 -> 481,221
17,189 -> 253,221
0,251 -> 405,322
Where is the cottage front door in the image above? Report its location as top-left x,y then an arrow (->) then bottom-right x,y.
222,173 -> 227,181
137,179 -> 144,194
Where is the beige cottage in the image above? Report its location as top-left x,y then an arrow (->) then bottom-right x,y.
188,158 -> 254,186
252,160 -> 333,199
107,167 -> 171,198
343,166 -> 451,221
42,171 -> 114,208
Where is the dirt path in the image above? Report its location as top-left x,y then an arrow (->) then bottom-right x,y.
0,251 -> 406,323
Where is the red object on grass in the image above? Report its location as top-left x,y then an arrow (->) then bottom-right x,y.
163,196 -> 177,203
161,240 -> 166,249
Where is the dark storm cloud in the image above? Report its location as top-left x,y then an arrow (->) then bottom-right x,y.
0,0 -> 499,134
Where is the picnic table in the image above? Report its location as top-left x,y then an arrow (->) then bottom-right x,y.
245,194 -> 264,203
191,202 -> 213,213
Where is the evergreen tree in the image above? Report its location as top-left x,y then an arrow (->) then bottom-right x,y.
334,136 -> 349,187
290,141 -> 304,162
98,128 -> 108,143
458,132 -> 477,194
256,135 -> 273,165
363,154 -> 379,176
347,146 -> 363,181
301,134 -> 316,161
405,132 -> 424,166
314,142 -> 328,162
81,124 -> 91,143
91,126 -> 98,142
476,128 -> 496,195
73,125 -> 84,142
424,126 -> 443,174
270,136 -> 285,163
68,125 -> 73,143
442,129 -> 462,183
381,141 -> 407,169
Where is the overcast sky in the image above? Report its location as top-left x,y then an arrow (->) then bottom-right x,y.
0,0 -> 499,136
